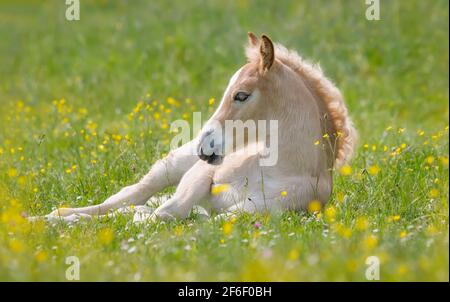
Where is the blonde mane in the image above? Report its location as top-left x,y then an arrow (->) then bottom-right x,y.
246,42 -> 357,168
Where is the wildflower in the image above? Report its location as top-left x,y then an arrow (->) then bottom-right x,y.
211,184 -> 230,196
387,215 -> 401,222
280,191 -> 287,197
7,168 -> 18,178
324,206 -> 336,222
334,223 -> 352,239
208,98 -> 215,106
98,228 -> 114,245
368,165 -> 380,175
34,250 -> 48,263
426,225 -> 439,236
288,249 -> 299,261
428,189 -> 439,198
18,176 -> 26,186
397,264 -> 408,275
174,226 -> 183,236
339,165 -> 352,176
346,260 -> 358,272
363,235 -> 378,249
307,200 -> 322,213
399,231 -> 407,239
222,221 -> 233,236
335,192 -> 345,203
439,156 -> 448,166
417,129 -> 425,136
166,97 -> 180,107
322,133 -> 329,139
314,140 -> 320,146
425,156 -> 434,165
254,221 -> 262,229
9,239 -> 24,253
355,216 -> 369,231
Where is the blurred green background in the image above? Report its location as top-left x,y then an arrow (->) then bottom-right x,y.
1,0 -> 448,132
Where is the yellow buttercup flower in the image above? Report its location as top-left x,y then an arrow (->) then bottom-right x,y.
281,191 -> 287,197
425,156 -> 434,165
222,221 -> 233,236
363,235 -> 378,249
428,189 -> 439,198
98,228 -> 114,245
355,216 -> 369,231
211,184 -> 230,196
307,200 -> 322,213
35,250 -> 48,263
339,165 -> 352,176
324,206 -> 336,221
368,165 -> 380,175
7,168 -> 18,178
288,249 -> 299,261
9,239 -> 24,253
388,215 -> 401,222
335,192 -> 345,203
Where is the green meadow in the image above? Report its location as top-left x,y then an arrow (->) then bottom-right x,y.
0,0 -> 448,281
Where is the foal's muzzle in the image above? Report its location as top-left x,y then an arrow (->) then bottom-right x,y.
197,129 -> 223,165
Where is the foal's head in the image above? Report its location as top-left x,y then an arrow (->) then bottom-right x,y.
197,33 -> 296,164
197,33 -> 356,169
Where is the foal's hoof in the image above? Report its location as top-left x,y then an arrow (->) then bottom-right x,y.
48,208 -> 75,217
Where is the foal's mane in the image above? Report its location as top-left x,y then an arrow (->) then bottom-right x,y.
246,42 -> 357,168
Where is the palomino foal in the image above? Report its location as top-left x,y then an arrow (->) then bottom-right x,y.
38,33 -> 356,223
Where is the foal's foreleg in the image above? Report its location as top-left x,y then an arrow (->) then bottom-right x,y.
47,140 -> 199,217
151,160 -> 216,220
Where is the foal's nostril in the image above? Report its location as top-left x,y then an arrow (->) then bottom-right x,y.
210,139 -> 214,148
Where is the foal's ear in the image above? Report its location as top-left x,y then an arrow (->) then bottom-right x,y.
259,35 -> 275,72
247,32 -> 259,46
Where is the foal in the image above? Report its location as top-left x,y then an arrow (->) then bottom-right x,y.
38,33 -> 356,222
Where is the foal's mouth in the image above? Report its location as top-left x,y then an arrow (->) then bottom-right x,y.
198,149 -> 223,165
197,132 -> 224,165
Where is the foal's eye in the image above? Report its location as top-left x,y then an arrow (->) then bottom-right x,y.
233,91 -> 250,102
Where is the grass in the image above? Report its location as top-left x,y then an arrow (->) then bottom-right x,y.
0,0 -> 448,281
